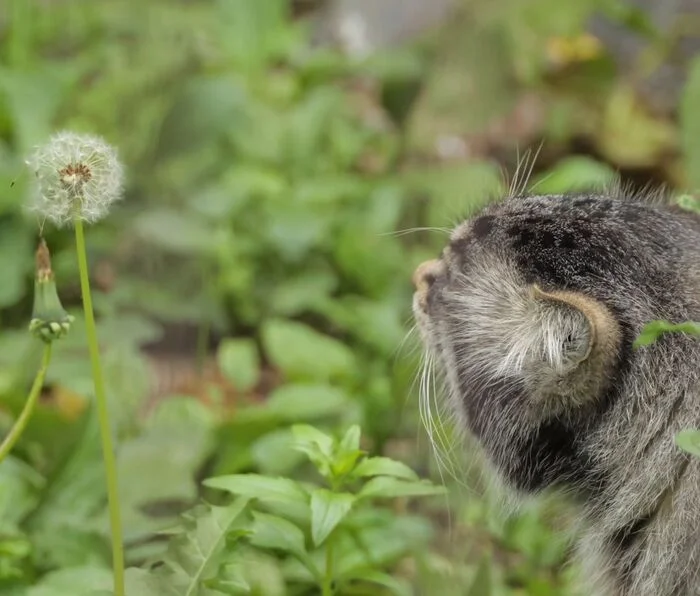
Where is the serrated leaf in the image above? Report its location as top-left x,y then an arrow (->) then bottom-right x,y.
217,339 -> 261,392
675,429 -> 700,459
352,457 -> 419,481
634,320 -> 700,348
156,499 -> 252,596
310,489 -> 355,547
358,477 -> 447,500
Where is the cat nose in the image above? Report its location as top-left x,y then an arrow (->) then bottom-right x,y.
412,259 -> 443,293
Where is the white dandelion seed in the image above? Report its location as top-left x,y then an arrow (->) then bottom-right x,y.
25,131 -> 124,227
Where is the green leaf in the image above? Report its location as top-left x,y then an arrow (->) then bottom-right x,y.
634,320 -> 700,348
250,512 -> 320,580
358,477 -> 447,500
291,424 -> 335,477
114,399 -> 215,542
250,428 -> 306,476
310,489 -> 355,547
217,339 -> 261,392
167,499 -> 252,595
265,384 -> 351,421
675,429 -> 700,459
261,319 -> 356,381
339,570 -> 412,596
352,457 -> 419,481
204,474 -> 308,503
682,56 -> 700,188
26,566 -> 113,596
530,157 -> 617,194
338,425 -> 361,454
269,268 -> 338,316
676,193 -> 700,215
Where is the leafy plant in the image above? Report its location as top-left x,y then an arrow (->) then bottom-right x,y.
123,424 -> 444,595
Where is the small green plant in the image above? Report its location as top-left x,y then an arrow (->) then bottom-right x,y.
127,424 -> 446,595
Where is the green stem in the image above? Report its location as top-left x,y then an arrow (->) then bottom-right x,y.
322,534 -> 336,596
74,218 -> 125,596
0,342 -> 52,464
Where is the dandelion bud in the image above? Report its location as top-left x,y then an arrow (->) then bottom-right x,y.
25,131 -> 124,227
29,239 -> 74,343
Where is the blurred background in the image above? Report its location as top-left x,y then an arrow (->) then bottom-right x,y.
0,0 -> 699,594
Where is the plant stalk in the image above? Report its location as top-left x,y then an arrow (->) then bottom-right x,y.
74,217 -> 125,596
322,534 -> 336,596
0,342 -> 52,463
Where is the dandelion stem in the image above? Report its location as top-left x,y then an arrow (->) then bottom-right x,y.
0,342 -> 52,464
74,217 -> 125,596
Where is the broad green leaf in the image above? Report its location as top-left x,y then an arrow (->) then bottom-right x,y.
675,429 -> 700,459
114,402 -> 215,542
250,512 -> 319,579
250,428 -> 306,476
682,56 -> 700,188
634,320 -> 700,348
291,424 -> 335,477
269,268 -> 338,316
310,489 -> 355,547
262,319 -> 356,381
265,384 -> 350,421
530,157 -> 617,194
217,338 -> 261,392
338,425 -> 361,454
352,457 -> 419,481
204,474 -> 308,507
358,477 -> 447,500
26,566 -> 113,596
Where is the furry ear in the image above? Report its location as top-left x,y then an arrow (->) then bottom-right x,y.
531,285 -> 597,374
525,285 -> 621,411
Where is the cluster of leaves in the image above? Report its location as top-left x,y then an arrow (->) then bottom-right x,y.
127,424 -> 445,596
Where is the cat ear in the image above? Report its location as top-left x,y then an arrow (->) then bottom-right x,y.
530,285 -> 600,374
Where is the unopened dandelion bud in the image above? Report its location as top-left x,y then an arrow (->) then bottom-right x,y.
29,239 -> 74,343
25,131 -> 124,227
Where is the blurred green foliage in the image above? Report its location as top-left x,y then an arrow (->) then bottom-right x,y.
1,0 -> 700,594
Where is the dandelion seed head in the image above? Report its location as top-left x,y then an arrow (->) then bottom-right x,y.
25,131 -> 124,227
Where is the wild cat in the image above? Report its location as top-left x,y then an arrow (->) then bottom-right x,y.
412,187 -> 700,595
